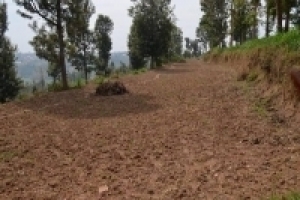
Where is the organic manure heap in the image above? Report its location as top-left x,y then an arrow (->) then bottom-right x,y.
96,81 -> 129,96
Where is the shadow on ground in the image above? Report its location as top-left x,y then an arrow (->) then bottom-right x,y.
17,89 -> 161,119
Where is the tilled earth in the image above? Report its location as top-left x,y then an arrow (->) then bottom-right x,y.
0,60 -> 300,199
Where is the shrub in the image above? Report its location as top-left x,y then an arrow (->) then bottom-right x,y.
95,81 -> 129,96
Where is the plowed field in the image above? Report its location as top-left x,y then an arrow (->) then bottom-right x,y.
1,60 -> 300,199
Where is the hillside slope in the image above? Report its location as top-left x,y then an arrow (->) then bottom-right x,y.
0,60 -> 300,199
203,30 -> 300,110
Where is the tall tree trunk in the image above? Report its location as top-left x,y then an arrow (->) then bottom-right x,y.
83,45 -> 88,84
266,2 -> 270,37
230,2 -> 234,46
150,56 -> 154,69
276,0 -> 283,32
285,7 -> 290,32
253,1 -> 259,39
56,0 -> 68,89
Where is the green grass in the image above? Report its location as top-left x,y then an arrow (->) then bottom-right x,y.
0,151 -> 17,162
131,67 -> 148,75
246,70 -> 259,83
47,80 -> 84,92
267,192 -> 300,200
207,29 -> 300,56
93,76 -> 109,84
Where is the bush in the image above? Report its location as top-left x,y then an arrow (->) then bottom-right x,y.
95,81 -> 129,96
48,83 -> 65,92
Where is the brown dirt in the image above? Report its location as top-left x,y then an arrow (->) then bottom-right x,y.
0,60 -> 300,199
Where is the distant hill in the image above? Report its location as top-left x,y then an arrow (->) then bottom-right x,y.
15,52 -> 130,82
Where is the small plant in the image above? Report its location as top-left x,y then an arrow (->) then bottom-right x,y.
246,71 -> 259,82
252,98 -> 270,117
0,151 -> 16,162
48,83 -> 64,92
16,93 -> 32,101
131,67 -> 148,75
267,192 -> 300,200
94,76 -> 107,85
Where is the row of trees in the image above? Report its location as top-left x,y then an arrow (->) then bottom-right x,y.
14,0 -> 114,89
1,0 -> 186,103
17,0 -> 185,88
197,0 -> 300,50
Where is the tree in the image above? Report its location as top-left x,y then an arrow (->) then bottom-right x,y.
128,20 -> 147,69
265,0 -> 276,37
169,25 -> 183,57
250,0 -> 261,39
14,0 -> 70,89
196,24 -> 208,52
0,2 -> 21,103
198,0 -> 228,48
185,38 -> 200,57
275,0 -> 283,32
129,0 -> 174,68
110,61 -> 115,68
67,0 -> 95,83
292,0 -> 300,29
94,14 -> 113,75
47,62 -> 60,84
230,0 -> 253,44
29,24 -> 64,87
283,0 -> 297,32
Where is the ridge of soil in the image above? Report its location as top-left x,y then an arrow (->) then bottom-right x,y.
0,59 -> 300,199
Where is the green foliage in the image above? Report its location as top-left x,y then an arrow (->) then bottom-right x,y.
131,67 -> 148,75
47,62 -> 60,84
29,27 -> 59,64
246,70 -> 259,82
252,98 -> 270,117
0,2 -> 22,103
183,50 -> 192,58
230,0 -> 260,44
94,14 -> 114,75
0,2 -> 7,37
198,0 -> 228,49
168,25 -> 183,57
93,76 -> 107,85
128,0 -> 175,68
14,0 -> 71,89
128,20 -> 147,70
67,0 -> 95,83
185,38 -> 201,56
225,30 -> 300,52
267,192 -> 300,200
47,83 -> 65,92
47,79 -> 83,92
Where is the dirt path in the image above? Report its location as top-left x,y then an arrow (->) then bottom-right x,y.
0,60 -> 300,199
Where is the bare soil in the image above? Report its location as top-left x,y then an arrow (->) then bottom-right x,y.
0,60 -> 300,200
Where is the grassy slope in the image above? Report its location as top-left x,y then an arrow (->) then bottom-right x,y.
267,192 -> 300,200
203,31 -> 300,200
203,30 -> 300,103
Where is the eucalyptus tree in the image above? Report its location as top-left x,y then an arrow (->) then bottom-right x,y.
93,15 -> 113,75
0,2 -> 21,103
67,0 -> 95,83
128,0 -> 174,68
14,0 -> 72,89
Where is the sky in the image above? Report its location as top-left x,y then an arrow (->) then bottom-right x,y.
6,0 -> 201,53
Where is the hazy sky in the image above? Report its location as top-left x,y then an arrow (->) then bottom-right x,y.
6,0 -> 201,53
